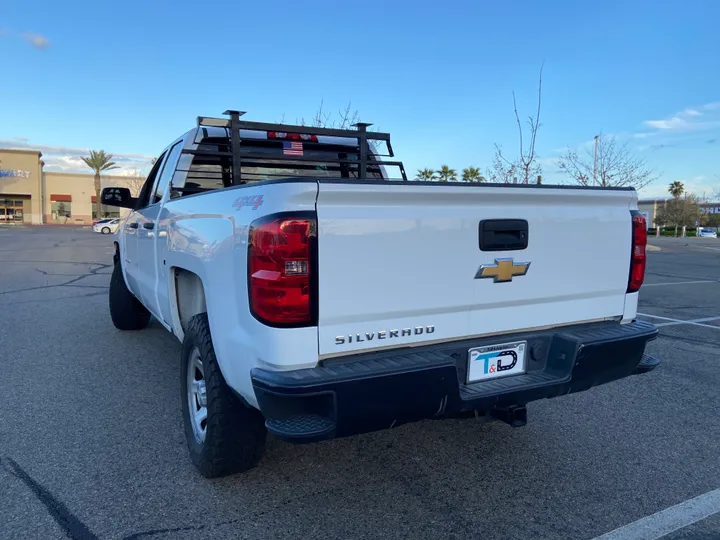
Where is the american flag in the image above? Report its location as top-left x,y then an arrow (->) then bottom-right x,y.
283,141 -> 304,156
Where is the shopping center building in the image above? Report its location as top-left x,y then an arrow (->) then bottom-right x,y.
0,148 -> 137,224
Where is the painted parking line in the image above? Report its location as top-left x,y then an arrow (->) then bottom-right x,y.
686,245 -> 720,252
637,313 -> 720,330
590,488 -> 720,540
655,317 -> 720,328
643,280 -> 719,287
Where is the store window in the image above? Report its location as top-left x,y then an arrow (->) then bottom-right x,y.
0,199 -> 25,222
51,201 -> 72,219
91,202 -> 120,219
50,195 -> 73,222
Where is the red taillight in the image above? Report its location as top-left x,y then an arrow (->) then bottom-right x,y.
249,215 -> 316,326
268,131 -> 319,143
627,212 -> 647,293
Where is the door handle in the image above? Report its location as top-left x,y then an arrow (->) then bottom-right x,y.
479,219 -> 529,251
127,222 -> 139,229
143,222 -> 155,230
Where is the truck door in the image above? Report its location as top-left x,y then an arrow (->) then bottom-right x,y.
123,154 -> 166,297
134,140 -> 183,324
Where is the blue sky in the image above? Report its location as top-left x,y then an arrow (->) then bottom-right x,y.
1,0 -> 719,198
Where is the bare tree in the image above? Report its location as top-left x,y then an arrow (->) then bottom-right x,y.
283,101 -> 387,175
335,101 -> 360,129
296,100 -> 361,129
311,99 -> 331,127
121,170 -> 146,197
491,63 -> 544,184
557,133 -> 658,190
487,150 -> 519,184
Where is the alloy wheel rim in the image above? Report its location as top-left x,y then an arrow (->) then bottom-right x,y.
187,347 -> 208,444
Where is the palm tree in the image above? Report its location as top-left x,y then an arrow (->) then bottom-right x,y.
416,168 -> 437,181
462,167 -> 485,183
436,165 -> 457,182
82,150 -> 119,221
668,181 -> 684,199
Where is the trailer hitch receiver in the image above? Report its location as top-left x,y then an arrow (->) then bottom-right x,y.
491,405 -> 527,427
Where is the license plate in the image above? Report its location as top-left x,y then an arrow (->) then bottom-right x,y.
467,341 -> 527,383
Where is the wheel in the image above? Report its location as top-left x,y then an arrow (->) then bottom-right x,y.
181,313 -> 266,478
101,227 -> 111,234
108,263 -> 150,330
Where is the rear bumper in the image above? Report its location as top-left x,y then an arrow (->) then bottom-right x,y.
251,320 -> 659,443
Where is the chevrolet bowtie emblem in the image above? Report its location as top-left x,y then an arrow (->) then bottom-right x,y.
475,258 -> 531,283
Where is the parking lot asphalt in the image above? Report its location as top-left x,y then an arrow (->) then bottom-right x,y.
0,227 -> 718,540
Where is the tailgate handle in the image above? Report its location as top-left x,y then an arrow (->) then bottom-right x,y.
479,219 -> 528,251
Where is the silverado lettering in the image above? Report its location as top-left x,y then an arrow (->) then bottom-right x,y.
335,325 -> 435,345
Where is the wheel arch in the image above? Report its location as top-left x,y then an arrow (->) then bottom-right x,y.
170,267 -> 207,342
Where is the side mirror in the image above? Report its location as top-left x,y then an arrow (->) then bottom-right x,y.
101,187 -> 137,209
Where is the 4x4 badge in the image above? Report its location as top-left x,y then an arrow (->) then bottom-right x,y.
475,258 -> 530,283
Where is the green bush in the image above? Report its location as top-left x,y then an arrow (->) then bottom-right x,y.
656,227 -> 698,237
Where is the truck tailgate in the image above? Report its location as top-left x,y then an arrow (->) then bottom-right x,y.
315,182 -> 635,356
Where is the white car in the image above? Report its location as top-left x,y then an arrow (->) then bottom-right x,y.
100,111 -> 660,478
93,218 -> 121,234
697,227 -> 717,238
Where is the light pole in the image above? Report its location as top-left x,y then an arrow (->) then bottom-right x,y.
593,135 -> 599,186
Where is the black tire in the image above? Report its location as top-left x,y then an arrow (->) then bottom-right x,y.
181,313 -> 266,478
109,263 -> 151,330
101,227 -> 111,234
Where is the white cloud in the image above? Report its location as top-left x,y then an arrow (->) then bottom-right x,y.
644,101 -> 720,132
645,117 -> 691,130
22,32 -> 50,49
0,139 -> 154,174
113,168 -> 147,177
41,155 -> 88,173
0,139 -> 152,161
0,29 -> 51,49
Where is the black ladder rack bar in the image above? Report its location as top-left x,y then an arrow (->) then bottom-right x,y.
181,148 -> 405,168
354,122 -> 371,183
224,110 -> 245,186
197,116 -> 393,141
192,111 -> 405,183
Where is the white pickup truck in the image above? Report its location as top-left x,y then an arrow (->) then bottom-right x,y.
102,111 -> 660,478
